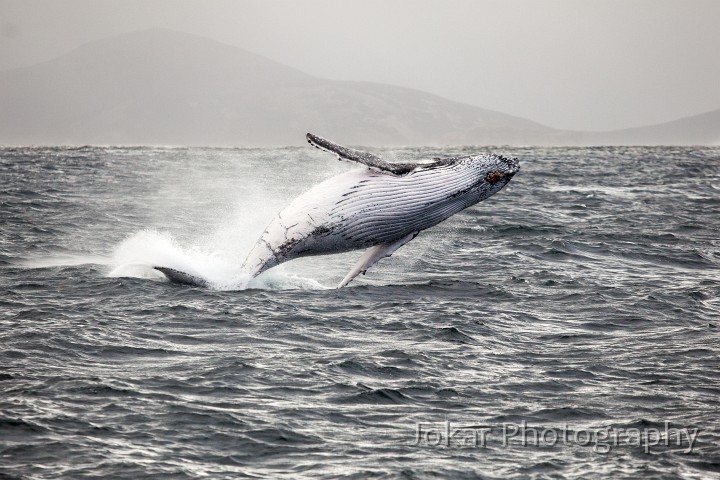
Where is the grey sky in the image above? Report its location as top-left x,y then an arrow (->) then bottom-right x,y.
1,0 -> 718,131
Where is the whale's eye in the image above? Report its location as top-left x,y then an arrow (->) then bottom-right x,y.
485,171 -> 504,184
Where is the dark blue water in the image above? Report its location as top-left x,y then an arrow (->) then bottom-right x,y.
1,145 -> 719,479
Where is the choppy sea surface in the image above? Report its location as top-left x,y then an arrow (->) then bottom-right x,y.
1,145 -> 719,479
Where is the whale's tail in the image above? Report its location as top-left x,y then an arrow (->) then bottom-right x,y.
154,266 -> 210,288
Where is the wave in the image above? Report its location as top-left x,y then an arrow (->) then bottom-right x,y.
14,254 -> 112,269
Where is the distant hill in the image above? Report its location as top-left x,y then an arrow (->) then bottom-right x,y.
0,29 -> 717,146
585,109 -> 720,145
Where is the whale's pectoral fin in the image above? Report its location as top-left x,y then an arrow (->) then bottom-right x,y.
306,133 -> 417,176
337,231 -> 419,288
154,266 -> 210,288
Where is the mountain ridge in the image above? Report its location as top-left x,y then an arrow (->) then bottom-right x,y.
0,29 -> 717,146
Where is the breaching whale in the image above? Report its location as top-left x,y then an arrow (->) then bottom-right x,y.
155,133 -> 519,288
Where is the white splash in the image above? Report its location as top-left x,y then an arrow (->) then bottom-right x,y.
107,229 -> 327,291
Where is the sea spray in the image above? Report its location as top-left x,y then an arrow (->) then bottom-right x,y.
108,229 -> 235,282
108,228 -> 327,291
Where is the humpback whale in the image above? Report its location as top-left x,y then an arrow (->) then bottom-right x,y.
156,133 -> 519,288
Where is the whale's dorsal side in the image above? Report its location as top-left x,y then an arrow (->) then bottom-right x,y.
306,132 -> 420,175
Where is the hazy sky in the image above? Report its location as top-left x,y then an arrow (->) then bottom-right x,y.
1,0 -> 718,131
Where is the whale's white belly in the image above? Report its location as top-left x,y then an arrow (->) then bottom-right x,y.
242,165 -> 481,275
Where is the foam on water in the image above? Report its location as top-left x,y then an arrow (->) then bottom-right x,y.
15,254 -> 112,269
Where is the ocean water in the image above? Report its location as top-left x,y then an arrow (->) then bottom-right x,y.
1,145 -> 719,479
